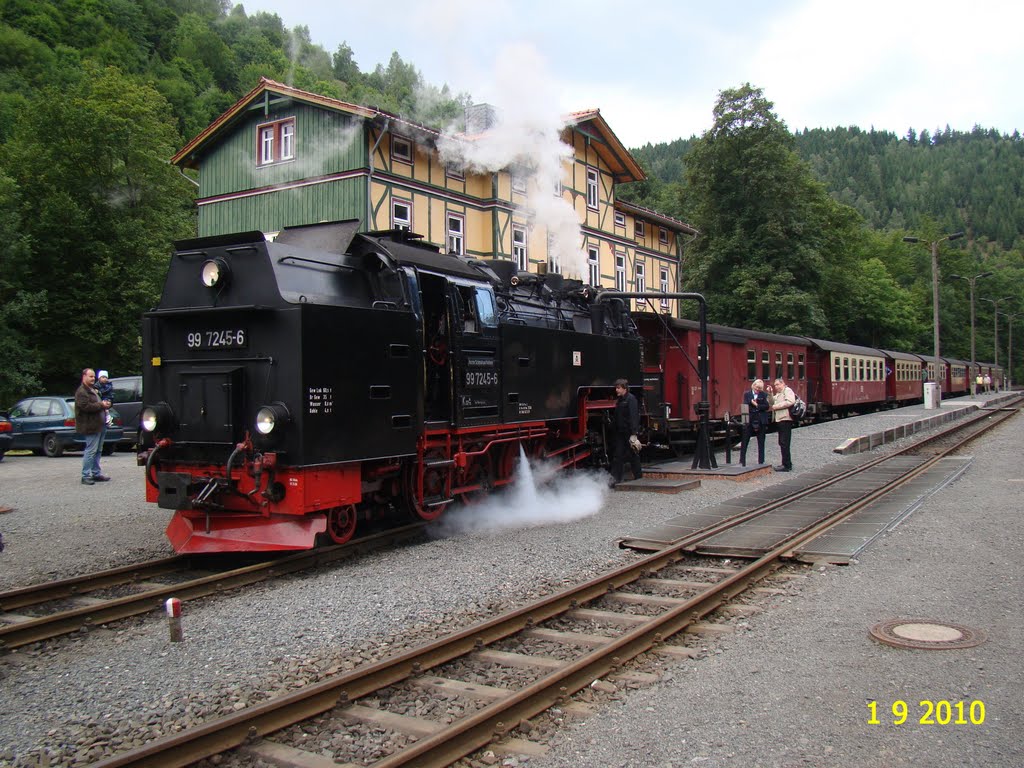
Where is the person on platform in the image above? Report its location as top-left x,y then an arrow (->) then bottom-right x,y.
74,368 -> 112,485
770,377 -> 796,472
740,378 -> 771,467
610,379 -> 643,485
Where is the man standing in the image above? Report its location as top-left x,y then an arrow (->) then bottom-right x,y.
610,378 -> 643,485
770,377 -> 796,472
75,368 -> 111,485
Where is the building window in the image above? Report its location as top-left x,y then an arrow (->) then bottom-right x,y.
615,253 -> 625,291
256,117 -> 296,167
586,167 -> 599,210
392,199 -> 411,231
635,220 -> 645,239
547,233 -> 560,274
659,227 -> 669,245
635,262 -> 645,293
447,213 -> 464,255
511,173 -> 527,194
512,225 -> 528,271
614,212 -> 626,228
392,136 -> 412,164
660,267 -> 670,309
446,163 -> 464,181
588,245 -> 600,286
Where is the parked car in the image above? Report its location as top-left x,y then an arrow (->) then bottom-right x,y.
0,412 -> 12,460
109,375 -> 142,449
6,396 -> 124,457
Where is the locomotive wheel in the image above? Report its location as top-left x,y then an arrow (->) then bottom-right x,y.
326,505 -> 357,545
458,453 -> 493,504
405,452 -> 450,521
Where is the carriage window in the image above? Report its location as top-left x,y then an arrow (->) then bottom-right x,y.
859,359 -> 865,381
843,357 -> 850,381
762,351 -> 770,381
798,353 -> 805,381
775,352 -> 782,380
747,349 -> 756,380
787,353 -> 795,380
834,357 -> 841,381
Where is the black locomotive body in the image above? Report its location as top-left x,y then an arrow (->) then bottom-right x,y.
140,221 -> 641,552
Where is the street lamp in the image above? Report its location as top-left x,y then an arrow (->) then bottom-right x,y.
979,296 -> 1012,367
949,270 -> 993,393
1000,312 -> 1022,390
903,231 -> 964,399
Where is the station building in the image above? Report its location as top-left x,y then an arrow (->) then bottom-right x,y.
171,77 -> 697,315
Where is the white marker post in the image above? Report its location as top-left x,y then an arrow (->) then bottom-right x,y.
165,597 -> 183,642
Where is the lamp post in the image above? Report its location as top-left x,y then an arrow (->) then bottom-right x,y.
903,231 -> 964,401
949,271 -> 993,393
979,296 -> 1012,367
998,311 -> 1021,390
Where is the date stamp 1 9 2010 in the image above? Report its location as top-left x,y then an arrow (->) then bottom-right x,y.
867,700 -> 985,725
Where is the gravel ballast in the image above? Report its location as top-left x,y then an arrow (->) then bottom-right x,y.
0,394 -> 1019,766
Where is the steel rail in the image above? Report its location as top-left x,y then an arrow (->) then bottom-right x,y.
0,524 -> 425,651
90,401 -> 1021,768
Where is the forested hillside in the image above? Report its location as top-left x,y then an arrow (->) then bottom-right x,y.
0,0 -> 465,402
0,2 -> 1020,403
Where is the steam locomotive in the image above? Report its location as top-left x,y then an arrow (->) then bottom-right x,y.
139,220 -> 642,553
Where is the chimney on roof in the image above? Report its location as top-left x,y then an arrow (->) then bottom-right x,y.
465,103 -> 497,134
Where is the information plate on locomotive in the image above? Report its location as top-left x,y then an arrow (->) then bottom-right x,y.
186,329 -> 247,350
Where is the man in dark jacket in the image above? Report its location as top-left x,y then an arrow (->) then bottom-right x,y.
75,368 -> 111,485
610,378 -> 643,484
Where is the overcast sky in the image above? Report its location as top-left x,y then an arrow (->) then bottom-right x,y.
234,0 -> 1022,148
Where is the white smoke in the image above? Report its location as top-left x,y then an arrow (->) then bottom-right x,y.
430,447 -> 610,537
435,42 -> 588,278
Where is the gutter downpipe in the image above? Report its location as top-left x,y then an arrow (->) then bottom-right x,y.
367,118 -> 390,230
597,290 -> 714,470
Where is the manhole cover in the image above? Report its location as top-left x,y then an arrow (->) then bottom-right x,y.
870,619 -> 986,650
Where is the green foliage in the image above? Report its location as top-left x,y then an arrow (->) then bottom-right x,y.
0,0 -> 469,400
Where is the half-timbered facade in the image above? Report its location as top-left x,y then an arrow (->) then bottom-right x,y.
172,78 -> 697,314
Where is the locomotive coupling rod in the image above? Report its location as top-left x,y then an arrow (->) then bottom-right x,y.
424,458 -> 457,469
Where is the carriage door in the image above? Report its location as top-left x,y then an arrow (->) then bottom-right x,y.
451,283 -> 500,426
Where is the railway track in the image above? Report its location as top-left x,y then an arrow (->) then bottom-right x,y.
89,399 -> 1019,768
0,524 -> 426,651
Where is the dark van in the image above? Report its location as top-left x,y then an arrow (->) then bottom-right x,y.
109,375 -> 142,449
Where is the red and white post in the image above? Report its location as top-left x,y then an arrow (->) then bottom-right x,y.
165,597 -> 183,642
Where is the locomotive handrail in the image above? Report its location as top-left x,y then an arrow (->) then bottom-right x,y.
596,291 -> 714,470
143,304 -> 274,316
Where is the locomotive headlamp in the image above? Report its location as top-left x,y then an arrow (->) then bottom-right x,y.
255,402 -> 290,436
201,258 -> 230,289
140,403 -> 174,434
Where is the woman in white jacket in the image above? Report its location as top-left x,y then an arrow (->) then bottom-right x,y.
770,377 -> 795,472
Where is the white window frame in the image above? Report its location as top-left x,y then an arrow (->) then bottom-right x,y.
447,213 -> 464,255
614,211 -> 625,228
586,167 -> 599,210
659,227 -> 669,245
587,244 -> 600,287
280,121 -> 295,160
256,117 -> 296,167
635,262 -> 646,293
512,225 -> 528,270
511,173 -> 527,194
392,136 -> 413,165
635,220 -> 645,239
660,267 -> 670,309
615,253 -> 625,291
547,233 -> 560,274
391,198 -> 412,231
446,162 -> 464,181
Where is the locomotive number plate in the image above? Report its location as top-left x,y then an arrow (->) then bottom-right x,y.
186,329 -> 247,350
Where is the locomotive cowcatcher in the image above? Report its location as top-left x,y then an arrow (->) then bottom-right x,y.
139,220 -> 642,553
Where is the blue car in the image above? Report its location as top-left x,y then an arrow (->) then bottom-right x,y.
6,396 -> 124,457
